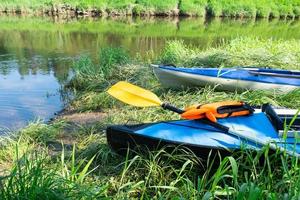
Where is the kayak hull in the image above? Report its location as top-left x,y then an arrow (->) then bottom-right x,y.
153,66 -> 299,92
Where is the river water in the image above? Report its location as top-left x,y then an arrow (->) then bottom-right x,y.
0,16 -> 299,131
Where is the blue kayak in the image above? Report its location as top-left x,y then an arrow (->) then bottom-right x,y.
107,107 -> 300,158
153,65 -> 300,92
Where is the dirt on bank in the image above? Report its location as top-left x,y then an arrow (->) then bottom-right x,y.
43,109 -> 107,154
54,107 -> 106,126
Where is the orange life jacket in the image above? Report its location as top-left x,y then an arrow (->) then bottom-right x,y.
181,101 -> 254,122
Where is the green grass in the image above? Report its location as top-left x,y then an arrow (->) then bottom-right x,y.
0,0 -> 48,11
1,37 -> 300,199
160,38 -> 300,70
1,0 -> 300,17
135,0 -> 178,14
179,0 -> 208,16
67,47 -> 130,92
62,0 -> 108,10
19,120 -> 66,143
207,0 -> 300,18
1,124 -> 300,199
63,0 -> 137,14
1,151 -> 69,200
0,136 -> 108,199
208,0 -> 257,18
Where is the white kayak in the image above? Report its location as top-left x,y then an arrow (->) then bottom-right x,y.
153,65 -> 300,92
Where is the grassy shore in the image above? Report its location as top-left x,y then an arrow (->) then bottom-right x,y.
1,38 -> 300,199
0,0 -> 300,18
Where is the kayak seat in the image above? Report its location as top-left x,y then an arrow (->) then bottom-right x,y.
263,104 -> 300,134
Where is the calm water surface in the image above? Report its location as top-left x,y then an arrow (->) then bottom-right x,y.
0,16 -> 300,131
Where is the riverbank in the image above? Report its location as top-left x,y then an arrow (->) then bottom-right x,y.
1,38 -> 300,199
0,0 -> 300,18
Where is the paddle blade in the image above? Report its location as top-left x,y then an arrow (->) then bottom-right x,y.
107,81 -> 162,107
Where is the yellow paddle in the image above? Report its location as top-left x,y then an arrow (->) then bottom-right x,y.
107,81 -> 184,114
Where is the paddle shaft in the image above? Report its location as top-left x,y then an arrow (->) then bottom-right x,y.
161,103 -> 184,114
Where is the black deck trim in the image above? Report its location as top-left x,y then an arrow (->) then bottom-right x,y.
106,125 -> 233,158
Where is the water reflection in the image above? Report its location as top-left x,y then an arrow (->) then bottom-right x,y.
0,49 -> 73,130
0,57 -> 65,130
0,16 -> 299,131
